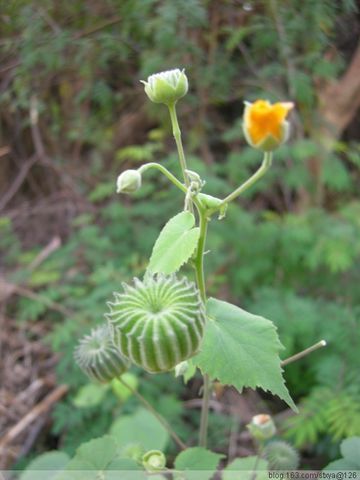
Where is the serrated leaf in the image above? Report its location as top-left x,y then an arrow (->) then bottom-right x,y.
57,435 -> 140,480
147,211 -> 200,274
66,435 -> 117,471
175,447 -> 225,480
223,456 -> 268,480
109,408 -> 168,451
193,298 -> 297,411
20,451 -> 70,480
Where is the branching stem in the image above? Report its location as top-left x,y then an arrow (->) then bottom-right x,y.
118,376 -> 187,450
218,151 -> 273,208
281,340 -> 327,367
194,208 -> 212,448
139,162 -> 187,194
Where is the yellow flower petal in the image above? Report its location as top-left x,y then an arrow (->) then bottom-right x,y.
245,99 -> 294,146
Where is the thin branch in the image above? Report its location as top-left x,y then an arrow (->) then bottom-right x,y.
28,236 -> 61,271
0,155 -> 38,212
0,385 -> 68,449
118,377 -> 186,450
281,340 -> 327,367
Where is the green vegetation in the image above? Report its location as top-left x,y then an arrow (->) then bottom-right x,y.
1,0 -> 359,474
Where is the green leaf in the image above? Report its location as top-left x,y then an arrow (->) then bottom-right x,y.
109,408 -> 169,451
193,298 -> 297,411
66,435 -> 117,471
223,456 -> 268,480
72,383 -> 109,408
324,458 -> 360,471
20,451 -> 70,480
325,437 -> 360,471
147,211 -> 200,274
340,437 -> 360,465
58,435 -> 140,480
175,447 -> 225,480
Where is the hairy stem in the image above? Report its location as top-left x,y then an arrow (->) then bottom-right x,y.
118,376 -> 186,450
218,151 -> 273,208
281,340 -> 327,367
139,162 -> 187,194
168,103 -> 190,188
250,442 -> 264,480
194,208 -> 211,447
194,211 -> 208,302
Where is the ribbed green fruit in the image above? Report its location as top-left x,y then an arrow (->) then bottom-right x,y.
74,325 -> 130,383
106,274 -> 206,373
264,441 -> 300,470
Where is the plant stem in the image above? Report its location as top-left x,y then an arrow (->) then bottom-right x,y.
194,210 -> 208,302
139,162 -> 187,194
218,151 -> 273,208
250,442 -> 264,480
199,373 -> 211,448
194,208 -> 212,448
118,376 -> 186,450
168,103 -> 190,188
281,340 -> 327,367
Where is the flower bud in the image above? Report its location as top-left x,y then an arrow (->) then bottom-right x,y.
141,69 -> 188,106
247,414 -> 276,441
243,100 -> 294,151
142,450 -> 166,472
116,169 -> 141,194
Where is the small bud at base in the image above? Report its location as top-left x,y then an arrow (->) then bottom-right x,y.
142,450 -> 166,472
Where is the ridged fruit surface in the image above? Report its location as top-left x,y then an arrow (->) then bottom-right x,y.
75,325 -> 130,382
106,275 -> 205,373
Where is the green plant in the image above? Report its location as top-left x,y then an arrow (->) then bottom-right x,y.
3,1 -> 359,472
64,68 -> 324,477
324,437 -> 360,471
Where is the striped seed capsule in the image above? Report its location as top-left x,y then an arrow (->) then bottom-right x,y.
106,274 -> 206,373
75,325 -> 130,383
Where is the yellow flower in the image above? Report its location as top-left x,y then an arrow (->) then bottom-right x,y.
243,99 -> 294,151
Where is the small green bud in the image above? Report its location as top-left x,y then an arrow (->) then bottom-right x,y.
197,193 -> 227,219
247,414 -> 276,441
141,69 -> 188,106
116,169 -> 142,194
142,450 -> 166,472
197,193 -> 223,210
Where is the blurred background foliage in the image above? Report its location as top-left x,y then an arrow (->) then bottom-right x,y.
0,0 -> 359,470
